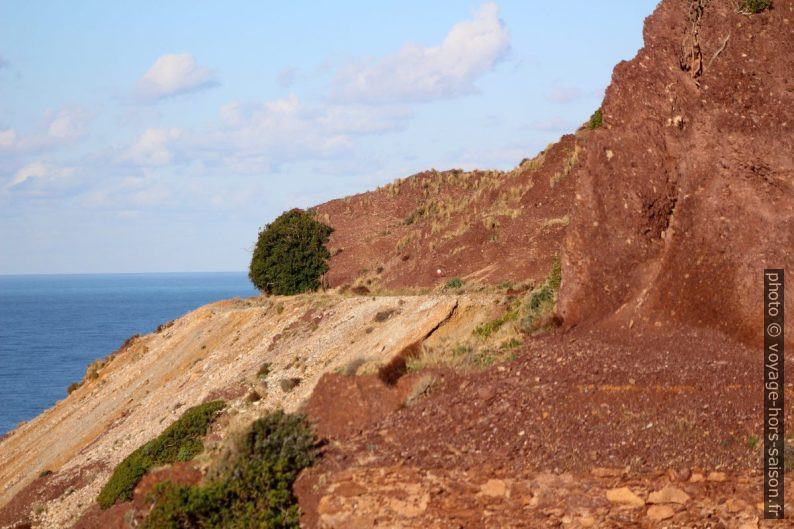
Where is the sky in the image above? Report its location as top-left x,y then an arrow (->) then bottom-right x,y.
0,1 -> 659,274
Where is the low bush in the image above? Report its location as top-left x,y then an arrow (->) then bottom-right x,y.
445,278 -> 463,290
97,400 -> 225,509
249,209 -> 334,295
143,411 -> 316,529
520,257 -> 562,334
738,0 -> 772,13
586,108 -> 603,129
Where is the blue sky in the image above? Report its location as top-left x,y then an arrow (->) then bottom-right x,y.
0,1 -> 658,274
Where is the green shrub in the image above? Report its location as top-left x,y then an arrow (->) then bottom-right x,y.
97,400 -> 225,509
249,209 -> 334,295
143,411 -> 316,529
445,278 -> 463,289
586,108 -> 603,129
738,0 -> 772,13
520,257 -> 562,334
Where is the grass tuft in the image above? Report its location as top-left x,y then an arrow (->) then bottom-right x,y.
97,400 -> 225,509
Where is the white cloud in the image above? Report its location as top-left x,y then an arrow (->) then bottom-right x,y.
184,95 -> 410,174
122,128 -> 183,166
333,3 -> 509,103
47,107 -> 90,139
0,108 -> 90,155
138,53 -> 217,100
7,161 -> 76,190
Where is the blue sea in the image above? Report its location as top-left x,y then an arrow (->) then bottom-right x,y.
0,273 -> 257,435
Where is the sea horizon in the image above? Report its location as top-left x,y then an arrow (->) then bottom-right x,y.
0,272 -> 258,434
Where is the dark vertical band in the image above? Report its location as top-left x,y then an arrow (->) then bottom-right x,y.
764,269 -> 784,519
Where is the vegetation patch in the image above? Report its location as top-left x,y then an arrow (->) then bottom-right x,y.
249,209 -> 334,295
143,411 -> 316,529
404,206 -> 427,225
445,278 -> 463,290
97,400 -> 225,509
587,108 -> 603,129
500,338 -> 523,350
473,301 -> 520,339
738,0 -> 772,13
407,343 -> 502,373
520,257 -> 562,334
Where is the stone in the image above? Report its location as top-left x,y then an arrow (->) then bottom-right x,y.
689,472 -> 704,483
479,479 -> 508,498
707,471 -> 727,482
724,498 -> 747,513
647,505 -> 675,521
606,487 -> 645,508
579,515 -> 596,527
477,386 -> 495,401
388,494 -> 429,517
668,467 -> 691,482
591,467 -> 625,478
648,486 -> 690,505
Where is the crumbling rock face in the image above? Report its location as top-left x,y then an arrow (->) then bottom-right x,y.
559,0 -> 793,346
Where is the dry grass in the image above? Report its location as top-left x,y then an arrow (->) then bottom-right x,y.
406,342 -> 517,373
542,215 -> 570,228
550,144 -> 582,188
404,374 -> 437,406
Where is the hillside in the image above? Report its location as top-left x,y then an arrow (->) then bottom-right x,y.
316,0 -> 793,346
1,0 -> 793,528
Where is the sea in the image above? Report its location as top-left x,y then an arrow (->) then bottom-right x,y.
0,273 -> 258,435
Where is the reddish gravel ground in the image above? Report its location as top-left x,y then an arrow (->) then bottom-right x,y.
297,324 -> 793,527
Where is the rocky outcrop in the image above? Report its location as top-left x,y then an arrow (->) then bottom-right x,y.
559,0 -> 793,346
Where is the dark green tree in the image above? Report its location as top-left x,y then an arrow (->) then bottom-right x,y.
248,209 -> 334,295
